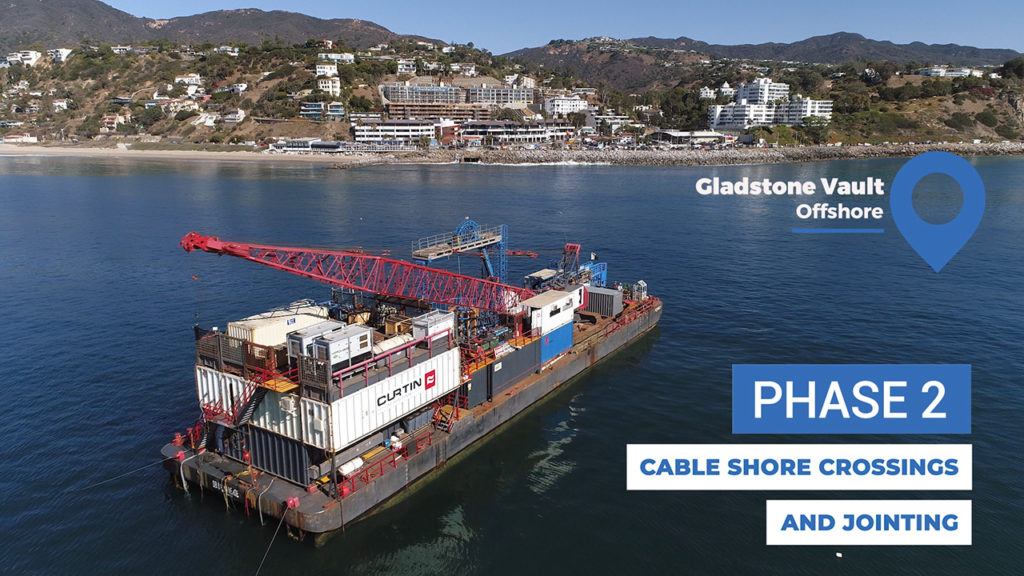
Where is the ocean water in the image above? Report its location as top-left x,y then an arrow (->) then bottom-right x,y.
0,156 -> 1021,575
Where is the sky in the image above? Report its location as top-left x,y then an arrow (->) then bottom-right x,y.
103,0 -> 1024,56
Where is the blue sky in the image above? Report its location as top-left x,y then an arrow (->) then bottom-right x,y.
104,0 -> 1024,55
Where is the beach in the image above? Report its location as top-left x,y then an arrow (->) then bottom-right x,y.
2,141 -> 1023,167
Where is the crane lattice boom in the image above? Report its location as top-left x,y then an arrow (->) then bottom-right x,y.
180,232 -> 535,314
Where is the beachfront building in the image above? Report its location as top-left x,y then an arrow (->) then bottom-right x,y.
707,102 -> 775,130
385,102 -> 490,121
774,95 -> 833,125
459,120 -> 574,144
708,77 -> 832,130
353,119 -> 436,144
735,78 -> 790,105
543,96 -> 588,117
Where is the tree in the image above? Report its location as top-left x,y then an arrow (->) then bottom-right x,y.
799,115 -> 830,144
566,111 -> 587,128
136,106 -> 165,128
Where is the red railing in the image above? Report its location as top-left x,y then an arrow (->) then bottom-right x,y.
604,297 -> 661,337
331,328 -> 454,394
339,429 -> 433,498
460,327 -> 540,380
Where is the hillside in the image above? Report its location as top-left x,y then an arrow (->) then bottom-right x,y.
507,34 -> 1023,93
628,33 -> 1021,66
0,0 -> 425,53
0,0 -> 150,52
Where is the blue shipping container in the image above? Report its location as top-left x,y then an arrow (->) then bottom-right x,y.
540,321 -> 573,364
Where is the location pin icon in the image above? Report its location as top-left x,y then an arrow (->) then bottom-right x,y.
890,151 -> 985,272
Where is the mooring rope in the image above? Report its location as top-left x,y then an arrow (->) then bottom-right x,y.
65,458 -> 171,492
254,506 -> 289,576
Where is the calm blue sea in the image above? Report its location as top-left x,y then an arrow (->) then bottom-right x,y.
0,155 -> 1021,575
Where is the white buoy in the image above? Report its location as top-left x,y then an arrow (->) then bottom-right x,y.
836,552 -> 843,558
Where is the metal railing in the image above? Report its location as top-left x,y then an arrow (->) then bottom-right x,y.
339,429 -> 433,498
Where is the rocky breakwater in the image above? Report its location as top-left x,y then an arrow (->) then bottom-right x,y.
463,142 -> 1024,167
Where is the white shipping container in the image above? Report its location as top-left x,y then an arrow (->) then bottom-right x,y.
195,365 -> 247,413
250,389 -> 303,441
330,347 -> 461,450
301,396 -> 333,449
227,304 -> 329,347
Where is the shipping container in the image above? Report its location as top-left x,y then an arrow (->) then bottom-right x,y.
584,286 -> 623,317
222,424 -> 314,486
195,365 -> 246,414
467,366 -> 488,406
330,347 -> 461,451
540,321 -> 573,364
490,337 -> 541,397
287,320 -> 346,359
227,303 -> 329,347
412,310 -> 455,342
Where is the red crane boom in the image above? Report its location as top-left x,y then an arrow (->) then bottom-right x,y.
180,232 -> 535,314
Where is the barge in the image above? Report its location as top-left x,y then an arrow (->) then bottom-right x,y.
162,224 -> 661,536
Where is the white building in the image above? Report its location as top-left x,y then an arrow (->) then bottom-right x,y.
441,46 -> 456,54
543,96 -> 588,116
214,46 -> 239,57
382,82 -> 463,104
735,78 -> 790,104
317,77 -> 342,97
9,50 -> 42,66
466,85 -> 534,106
718,82 -> 736,99
175,73 -> 203,86
47,48 -> 73,63
586,109 -> 634,133
315,63 -> 339,77
231,83 -> 248,94
775,95 -> 833,125
699,86 -> 716,99
396,59 -> 417,75
111,45 -> 133,55
319,53 -> 355,64
708,102 -> 775,130
353,120 -> 436,143
223,109 -> 246,123
52,99 -> 70,112
708,77 -> 831,130
450,62 -> 477,77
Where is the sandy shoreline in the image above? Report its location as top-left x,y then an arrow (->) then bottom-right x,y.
2,141 -> 1023,168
